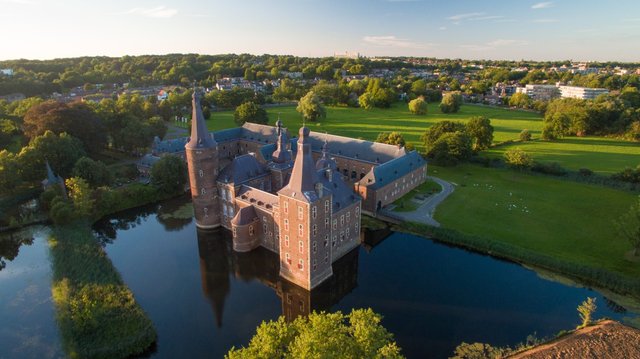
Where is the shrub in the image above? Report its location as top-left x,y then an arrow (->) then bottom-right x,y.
519,129 -> 532,142
504,148 -> 532,169
531,162 -> 568,176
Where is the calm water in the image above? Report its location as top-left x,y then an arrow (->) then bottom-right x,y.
1,199 -> 638,359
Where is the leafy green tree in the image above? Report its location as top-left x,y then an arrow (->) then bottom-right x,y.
358,92 -> 375,110
450,342 -> 507,359
408,97 -> 428,115
614,198 -> 640,257
508,93 -> 532,109
226,309 -> 404,359
426,131 -> 472,166
519,129 -> 532,142
439,92 -> 462,113
466,116 -> 494,151
0,119 -> 20,149
66,177 -> 94,217
72,157 -> 113,188
376,132 -> 406,147
17,131 -> 86,181
296,91 -> 326,122
23,101 -> 106,154
0,150 -> 19,194
234,101 -> 269,126
504,148 -> 532,169
542,112 -> 571,140
147,116 -> 168,140
577,297 -> 597,328
410,79 -> 428,97
421,120 -> 466,150
543,98 -> 589,138
151,156 -> 187,194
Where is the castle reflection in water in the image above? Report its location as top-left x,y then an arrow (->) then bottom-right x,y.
196,227 -> 388,326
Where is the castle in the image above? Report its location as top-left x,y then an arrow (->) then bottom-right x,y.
151,90 -> 427,289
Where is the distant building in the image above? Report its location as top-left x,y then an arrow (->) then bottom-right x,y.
42,161 -> 66,197
559,86 -> 609,100
0,93 -> 25,103
0,69 -> 13,76
516,84 -> 560,101
334,51 -> 361,59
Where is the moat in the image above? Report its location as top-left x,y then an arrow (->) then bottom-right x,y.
1,197 -> 638,359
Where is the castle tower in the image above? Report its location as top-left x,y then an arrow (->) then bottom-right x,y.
185,90 -> 220,229
277,126 -> 333,290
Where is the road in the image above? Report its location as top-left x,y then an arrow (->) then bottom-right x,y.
390,176 -> 455,227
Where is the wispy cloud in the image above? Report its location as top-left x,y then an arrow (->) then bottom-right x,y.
363,35 -> 428,49
446,12 -> 504,24
439,26 -> 447,31
531,2 -> 553,9
532,18 -> 559,23
461,39 -> 528,51
125,6 -> 178,19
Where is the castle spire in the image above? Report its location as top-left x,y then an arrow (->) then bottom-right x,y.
186,89 -> 216,149
272,119 -> 291,164
283,125 -> 319,195
45,160 -> 57,184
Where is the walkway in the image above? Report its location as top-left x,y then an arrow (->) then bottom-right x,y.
386,176 -> 455,227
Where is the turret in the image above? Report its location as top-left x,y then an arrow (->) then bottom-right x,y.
277,125 -> 333,290
185,89 -> 221,229
271,118 -> 292,164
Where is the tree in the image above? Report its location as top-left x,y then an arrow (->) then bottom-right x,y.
234,102 -> 269,126
72,157 -> 113,188
439,92 -> 462,113
0,118 -> 20,149
466,116 -> 494,151
226,309 -> 404,359
66,177 -> 94,217
358,92 -> 374,110
0,150 -> 19,194
23,101 -> 106,154
426,131 -> 473,166
577,297 -> 597,328
408,97 -> 428,115
451,342 -> 507,359
614,198 -> 640,257
17,131 -> 86,181
376,132 -> 406,147
421,120 -> 466,150
296,91 -> 326,122
150,155 -> 187,194
519,129 -> 532,142
508,93 -> 532,109
504,148 -> 532,169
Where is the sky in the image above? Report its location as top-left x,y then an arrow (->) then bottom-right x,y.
1,0 -> 639,62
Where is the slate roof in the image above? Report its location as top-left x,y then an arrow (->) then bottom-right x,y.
213,127 -> 242,143
153,137 -> 187,154
218,154 -> 268,185
306,131 -> 406,164
361,150 -> 426,190
278,127 -> 320,202
317,168 -> 359,212
137,154 -> 161,168
186,90 -> 217,149
236,185 -> 279,211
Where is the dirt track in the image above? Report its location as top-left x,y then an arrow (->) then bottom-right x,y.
510,320 -> 640,359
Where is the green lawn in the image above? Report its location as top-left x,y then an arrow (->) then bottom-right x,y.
430,163 -> 640,278
485,137 -> 640,174
393,179 -> 442,212
205,103 -> 543,151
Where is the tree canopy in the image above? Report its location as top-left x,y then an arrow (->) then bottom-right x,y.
614,197 -> 640,257
439,92 -> 462,114
226,309 -> 404,359
296,91 -> 326,122
466,116 -> 494,151
408,97 -> 428,115
150,155 -> 187,194
234,101 -> 269,126
376,132 -> 406,148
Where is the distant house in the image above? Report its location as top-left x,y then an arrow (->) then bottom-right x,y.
157,90 -> 169,101
0,69 -> 13,76
0,93 -> 25,102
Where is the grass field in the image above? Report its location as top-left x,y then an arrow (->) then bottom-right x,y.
485,137 -> 640,174
430,163 -> 640,278
205,103 -> 543,151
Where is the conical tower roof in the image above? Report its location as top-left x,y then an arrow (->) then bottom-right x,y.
186,90 -> 216,149
279,125 -> 320,201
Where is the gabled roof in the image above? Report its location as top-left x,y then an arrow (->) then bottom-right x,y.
361,150 -> 426,190
213,127 -> 242,143
153,137 -> 187,154
240,122 -> 280,144
218,154 -> 268,185
307,131 -> 407,164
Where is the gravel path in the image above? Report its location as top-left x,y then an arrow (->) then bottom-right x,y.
389,176 -> 455,227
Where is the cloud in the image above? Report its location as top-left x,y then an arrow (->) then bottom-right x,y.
531,2 -> 553,9
362,35 -> 428,49
446,12 -> 504,24
447,12 -> 485,21
439,26 -> 447,31
461,39 -> 528,51
125,6 -> 177,19
532,18 -> 559,23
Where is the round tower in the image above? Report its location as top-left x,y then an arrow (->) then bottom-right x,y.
185,90 -> 220,229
